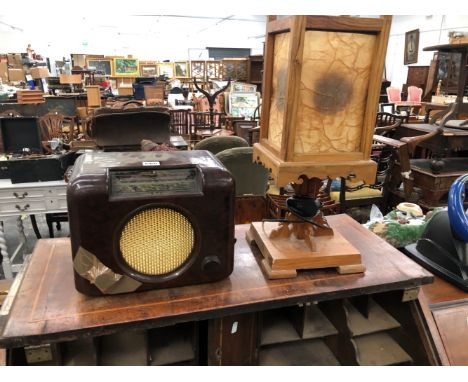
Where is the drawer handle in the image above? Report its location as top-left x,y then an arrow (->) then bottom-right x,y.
13,192 -> 28,199
15,204 -> 30,212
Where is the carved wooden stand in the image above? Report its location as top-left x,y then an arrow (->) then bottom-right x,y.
247,176 -> 365,279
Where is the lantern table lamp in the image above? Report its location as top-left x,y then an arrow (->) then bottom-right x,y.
249,15 -> 392,278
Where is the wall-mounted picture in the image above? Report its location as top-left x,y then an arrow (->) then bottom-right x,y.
404,29 -> 419,65
86,59 -> 112,75
114,58 -> 140,76
206,61 -> 222,79
175,61 -> 188,78
157,62 -> 174,78
190,61 -> 206,79
140,64 -> 158,77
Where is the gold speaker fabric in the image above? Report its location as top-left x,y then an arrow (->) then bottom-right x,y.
120,208 -> 194,275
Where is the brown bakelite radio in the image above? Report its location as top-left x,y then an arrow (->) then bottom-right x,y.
67,151 -> 235,296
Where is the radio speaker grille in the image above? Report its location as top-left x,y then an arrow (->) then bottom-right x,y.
119,208 -> 194,275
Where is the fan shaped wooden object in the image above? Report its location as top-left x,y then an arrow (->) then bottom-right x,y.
249,15 -> 392,278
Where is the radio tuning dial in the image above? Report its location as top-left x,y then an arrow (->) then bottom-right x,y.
201,256 -> 221,273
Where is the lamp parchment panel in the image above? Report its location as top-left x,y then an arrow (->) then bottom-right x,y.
267,32 -> 291,151
294,31 -> 376,155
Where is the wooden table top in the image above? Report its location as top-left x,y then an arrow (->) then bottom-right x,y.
401,123 -> 468,136
420,276 -> 468,365
0,214 -> 433,348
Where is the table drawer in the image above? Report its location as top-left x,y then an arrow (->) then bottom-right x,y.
0,189 -> 46,200
0,200 -> 47,214
45,198 -> 68,211
0,187 -> 67,202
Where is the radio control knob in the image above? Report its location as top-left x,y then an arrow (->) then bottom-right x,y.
201,256 -> 221,273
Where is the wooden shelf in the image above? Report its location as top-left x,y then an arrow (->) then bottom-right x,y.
61,338 -> 98,366
149,324 -> 196,366
261,309 -> 301,346
345,298 -> 401,336
99,330 -> 148,366
261,305 -> 337,346
353,332 -> 413,366
259,339 -> 340,366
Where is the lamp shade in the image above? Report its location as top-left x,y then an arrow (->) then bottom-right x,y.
253,16 -> 392,187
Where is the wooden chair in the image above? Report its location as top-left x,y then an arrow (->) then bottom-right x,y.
374,112 -> 408,137
169,109 -> 190,136
38,112 -> 74,142
188,111 -> 225,146
332,135 -> 411,216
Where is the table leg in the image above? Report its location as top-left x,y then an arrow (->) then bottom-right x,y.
30,215 -> 42,239
424,108 -> 431,123
0,221 -> 13,280
17,216 -> 27,262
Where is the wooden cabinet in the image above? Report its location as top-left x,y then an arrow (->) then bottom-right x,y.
255,292 -> 431,366
247,55 -> 264,92
406,65 -> 430,89
0,219 -> 438,366
404,65 -> 430,100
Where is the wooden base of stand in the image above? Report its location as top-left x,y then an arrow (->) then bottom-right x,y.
247,221 -> 365,279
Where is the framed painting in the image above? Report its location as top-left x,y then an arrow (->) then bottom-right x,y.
190,61 -> 206,79
232,82 -> 257,93
157,62 -> 174,78
228,92 -> 260,118
175,61 -> 189,78
206,61 -> 222,80
113,58 -> 140,77
404,29 -> 419,65
140,63 -> 158,77
222,59 -> 248,81
86,59 -> 112,76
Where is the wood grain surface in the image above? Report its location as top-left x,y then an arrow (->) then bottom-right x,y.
0,215 -> 433,348
267,32 -> 290,150
419,275 -> 468,365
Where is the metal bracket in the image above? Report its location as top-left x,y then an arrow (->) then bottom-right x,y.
402,287 -> 420,302
24,344 -> 54,364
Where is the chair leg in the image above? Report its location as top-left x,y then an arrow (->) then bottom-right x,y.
45,214 -> 55,238
30,215 -> 42,239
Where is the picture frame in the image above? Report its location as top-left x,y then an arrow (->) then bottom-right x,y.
86,59 -> 112,76
157,62 -> 174,78
232,82 -> 257,93
175,61 -> 189,78
404,29 -> 419,65
206,61 -> 222,80
190,61 -> 206,79
140,63 -> 158,77
113,58 -> 140,77
228,92 -> 260,118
